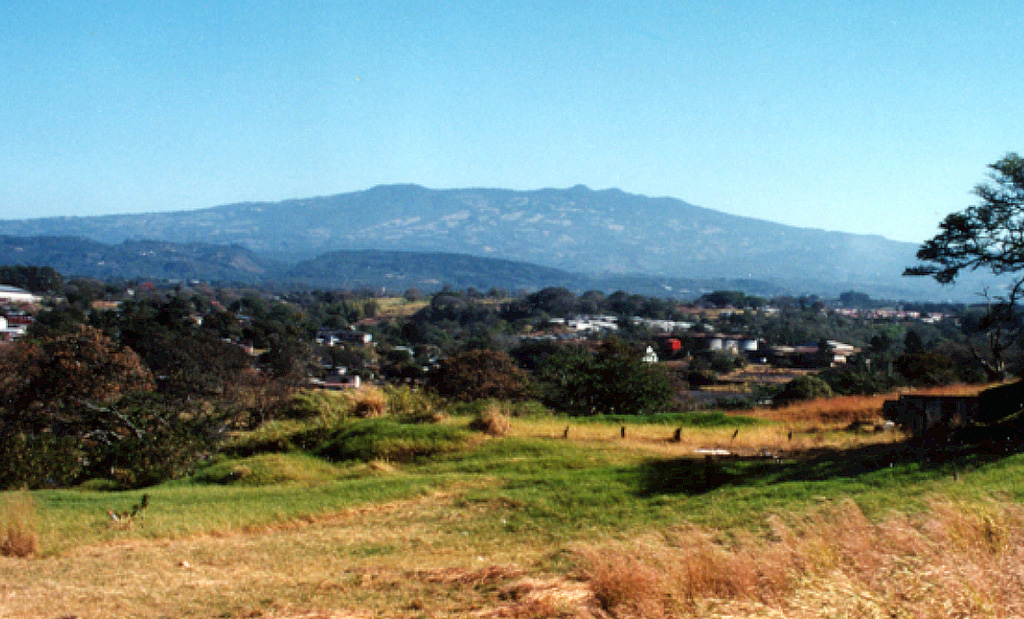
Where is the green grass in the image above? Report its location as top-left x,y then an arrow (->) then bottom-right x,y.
224,416 -> 469,462
16,416 -> 1024,557
190,453 -> 343,486
10,405 -> 1024,618
314,417 -> 469,462
32,469 -> 448,555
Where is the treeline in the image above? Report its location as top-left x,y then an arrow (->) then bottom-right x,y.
0,265 -> 63,294
1,287 -> 324,490
1,270 -> 1017,490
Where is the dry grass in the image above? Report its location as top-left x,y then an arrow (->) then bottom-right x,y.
509,416 -> 900,458
756,393 -> 895,425
754,383 -> 992,426
470,403 -> 512,436
345,386 -> 388,418
0,488 -> 570,619
578,497 -> 1024,619
0,491 -> 38,558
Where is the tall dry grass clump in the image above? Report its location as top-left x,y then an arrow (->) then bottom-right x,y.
0,491 -> 39,558
469,403 -> 511,436
578,497 -> 1024,618
345,386 -> 388,418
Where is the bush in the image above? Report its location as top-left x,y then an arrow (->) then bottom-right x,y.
774,374 -> 833,406
385,385 -> 444,423
0,491 -> 38,558
346,386 -> 388,418
537,339 -> 676,416
85,395 -> 224,489
0,432 -> 83,490
819,364 -> 897,396
282,390 -> 353,421
222,418 -> 336,457
895,351 -> 959,387
469,403 -> 511,436
710,352 -> 745,374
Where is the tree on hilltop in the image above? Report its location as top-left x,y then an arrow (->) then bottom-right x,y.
906,153 -> 1024,379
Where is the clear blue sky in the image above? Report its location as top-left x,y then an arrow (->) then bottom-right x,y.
2,1 -> 1022,243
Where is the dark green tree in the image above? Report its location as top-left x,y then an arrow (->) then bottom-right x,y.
774,374 -> 833,406
906,153 -> 1024,379
536,339 -> 675,416
429,349 -> 530,401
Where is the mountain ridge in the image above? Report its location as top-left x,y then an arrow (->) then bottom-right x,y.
0,184 -> 972,299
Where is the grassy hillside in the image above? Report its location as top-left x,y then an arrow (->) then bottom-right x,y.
3,388 -> 1022,618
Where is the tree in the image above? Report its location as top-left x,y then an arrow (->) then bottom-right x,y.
774,375 -> 833,406
429,349 -> 530,401
535,339 -> 675,416
0,326 -> 157,488
906,153 -> 1024,380
0,265 -> 63,294
0,326 -> 154,436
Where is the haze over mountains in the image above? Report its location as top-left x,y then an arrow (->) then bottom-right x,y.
0,185 -> 981,300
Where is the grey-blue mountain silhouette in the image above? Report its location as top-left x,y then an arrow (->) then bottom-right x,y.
0,185 -> 982,299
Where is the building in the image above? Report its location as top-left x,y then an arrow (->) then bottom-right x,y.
316,329 -> 373,346
0,285 -> 40,304
0,314 -> 29,343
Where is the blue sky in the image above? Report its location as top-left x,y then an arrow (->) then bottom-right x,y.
2,1 -> 1022,243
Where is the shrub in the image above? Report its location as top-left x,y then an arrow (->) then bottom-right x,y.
469,403 -> 511,436
346,386 -> 388,418
85,394 -> 224,489
774,374 -> 833,406
0,491 -> 38,558
222,418 -> 336,457
282,390 -> 353,421
819,364 -> 897,396
0,432 -> 83,490
710,351 -> 745,374
191,453 -> 339,486
385,385 -> 444,423
538,339 -> 676,416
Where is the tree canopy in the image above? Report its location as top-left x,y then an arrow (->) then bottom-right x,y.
906,153 -> 1024,378
907,153 -> 1024,289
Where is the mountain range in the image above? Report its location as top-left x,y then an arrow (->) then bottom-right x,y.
0,185 -> 984,300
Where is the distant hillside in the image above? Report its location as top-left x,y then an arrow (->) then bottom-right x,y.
0,185 -> 987,299
0,235 -> 804,298
0,236 -> 275,283
286,250 -> 581,292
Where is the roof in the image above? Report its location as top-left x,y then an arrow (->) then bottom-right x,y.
0,285 -> 31,294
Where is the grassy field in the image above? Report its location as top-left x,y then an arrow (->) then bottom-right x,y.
3,386 -> 1023,618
